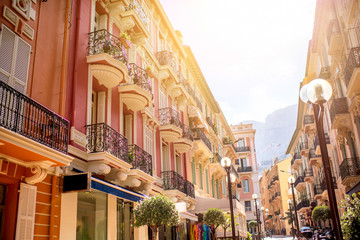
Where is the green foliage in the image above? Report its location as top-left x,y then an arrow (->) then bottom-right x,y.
120,32 -> 131,41
283,211 -> 294,225
341,193 -> 360,240
245,231 -> 252,240
311,206 -> 331,222
133,195 -> 179,228
203,208 -> 225,229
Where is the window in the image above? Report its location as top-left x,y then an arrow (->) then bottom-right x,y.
117,199 -> 134,240
243,179 -> 250,193
0,24 -> 31,94
245,201 -> 251,212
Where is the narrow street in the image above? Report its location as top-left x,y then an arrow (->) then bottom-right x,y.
264,236 -> 294,240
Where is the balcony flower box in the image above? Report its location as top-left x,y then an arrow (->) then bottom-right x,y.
119,33 -> 131,49
145,66 -> 155,78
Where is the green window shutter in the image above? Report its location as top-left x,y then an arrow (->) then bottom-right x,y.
216,180 -> 219,199
199,164 -> 203,189
205,169 -> 209,193
191,158 -> 196,185
212,176 -> 215,198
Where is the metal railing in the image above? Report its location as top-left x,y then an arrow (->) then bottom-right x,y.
206,117 -> 217,133
127,63 -> 152,95
159,107 -> 181,128
0,81 -> 69,154
234,146 -> 250,152
320,177 -> 338,190
340,158 -> 360,181
303,115 -> 314,125
231,165 -> 239,179
184,84 -> 195,100
237,166 -> 252,173
308,149 -> 320,159
88,29 -> 128,65
180,123 -> 193,141
185,180 -> 195,198
294,176 -> 305,188
330,97 -> 349,125
291,153 -> 301,166
128,144 -> 152,176
157,50 -> 179,75
125,0 -> 149,28
300,142 -> 309,151
162,170 -> 185,193
192,128 -> 211,151
297,199 -> 310,210
86,123 -> 128,160
344,47 -> 360,87
313,184 -> 323,196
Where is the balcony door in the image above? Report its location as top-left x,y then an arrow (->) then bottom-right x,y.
175,154 -> 182,176
162,144 -> 170,171
91,91 -> 106,124
240,158 -> 248,168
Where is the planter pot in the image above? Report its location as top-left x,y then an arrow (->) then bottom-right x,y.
120,36 -> 131,49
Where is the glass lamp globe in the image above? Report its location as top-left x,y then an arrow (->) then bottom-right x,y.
306,79 -> 332,104
288,176 -> 295,184
299,83 -> 309,103
287,199 -> 292,204
252,193 -> 258,199
221,157 -> 231,168
261,206 -> 264,211
265,208 -> 269,213
230,173 -> 236,183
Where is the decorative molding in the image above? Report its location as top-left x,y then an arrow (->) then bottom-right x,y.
88,161 -> 111,175
3,6 -> 34,40
24,161 -> 53,185
105,167 -> 128,182
70,127 -> 87,148
12,0 -> 31,20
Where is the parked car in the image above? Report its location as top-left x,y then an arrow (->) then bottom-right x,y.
301,226 -> 313,239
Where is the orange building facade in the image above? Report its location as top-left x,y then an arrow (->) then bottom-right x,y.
0,0 -> 247,239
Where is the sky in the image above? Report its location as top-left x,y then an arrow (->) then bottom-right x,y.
159,0 -> 317,123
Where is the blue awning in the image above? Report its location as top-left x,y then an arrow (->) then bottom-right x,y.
91,177 -> 146,202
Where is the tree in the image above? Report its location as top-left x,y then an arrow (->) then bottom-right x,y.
203,208 -> 225,238
133,195 -> 179,240
283,211 -> 294,225
341,193 -> 360,240
221,212 -> 239,238
245,231 -> 253,240
311,205 -> 331,227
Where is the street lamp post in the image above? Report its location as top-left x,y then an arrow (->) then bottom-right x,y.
287,199 -> 295,240
300,79 -> 343,240
288,176 -> 300,237
252,194 -> 261,240
261,206 -> 266,234
221,157 -> 236,240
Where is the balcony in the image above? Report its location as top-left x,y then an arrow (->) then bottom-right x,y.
327,20 -> 343,55
296,199 -> 310,213
157,50 -> 181,85
184,180 -> 195,199
345,47 -> 360,98
340,158 -> 360,189
234,146 -> 250,153
174,123 -> 193,153
291,153 -> 302,170
0,81 -> 72,166
329,97 -> 350,130
117,0 -> 150,44
192,128 -> 212,158
162,170 -> 185,193
206,117 -> 217,134
159,107 -> 182,142
294,176 -> 306,191
313,184 -> 324,200
320,177 -> 338,199
237,166 -> 252,173
304,169 -> 314,183
300,141 -> 309,156
128,144 -> 152,176
87,29 -> 128,88
119,63 -> 153,112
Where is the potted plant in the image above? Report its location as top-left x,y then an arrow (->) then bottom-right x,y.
119,32 -> 131,49
145,65 -> 155,78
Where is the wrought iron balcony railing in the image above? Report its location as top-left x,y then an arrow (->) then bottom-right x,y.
127,63 -> 152,95
86,123 -> 128,160
184,83 -> 195,100
159,107 -> 181,128
291,153 -> 301,166
162,170 -> 185,193
330,97 -> 349,125
320,177 -> 338,190
237,166 -> 252,173
231,165 -> 239,179
206,117 -> 217,133
300,142 -> 309,151
303,115 -> 314,125
234,146 -> 250,152
294,176 -> 305,188
313,184 -> 323,195
344,47 -> 360,87
309,149 -> 321,159
157,50 -> 179,75
128,144 -> 152,176
88,29 -> 128,65
185,179 -> 195,198
0,81 -> 69,154
340,157 -> 360,181
192,128 -> 211,151
180,123 -> 193,141
297,199 -> 310,210
125,0 -> 150,28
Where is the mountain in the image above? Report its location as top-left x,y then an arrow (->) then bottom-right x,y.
243,104 -> 298,173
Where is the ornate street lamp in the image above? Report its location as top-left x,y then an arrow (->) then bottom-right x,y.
287,199 -> 295,240
288,176 -> 300,236
252,194 -> 261,240
300,79 -> 342,240
221,157 -> 236,240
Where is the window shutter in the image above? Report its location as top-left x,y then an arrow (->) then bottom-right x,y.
15,183 -> 37,240
0,25 -> 15,85
13,37 -> 31,94
191,158 -> 196,184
